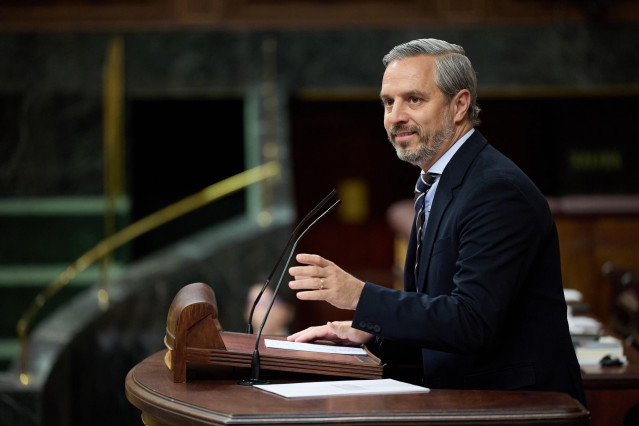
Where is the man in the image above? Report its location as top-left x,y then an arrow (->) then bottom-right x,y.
287,38 -> 585,404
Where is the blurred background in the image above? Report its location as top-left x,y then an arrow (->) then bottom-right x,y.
0,0 -> 638,424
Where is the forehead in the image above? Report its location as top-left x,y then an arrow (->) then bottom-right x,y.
380,55 -> 437,96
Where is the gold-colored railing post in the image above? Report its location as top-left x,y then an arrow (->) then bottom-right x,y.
101,36 -> 125,310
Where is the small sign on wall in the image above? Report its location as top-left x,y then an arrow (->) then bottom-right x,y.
337,178 -> 369,224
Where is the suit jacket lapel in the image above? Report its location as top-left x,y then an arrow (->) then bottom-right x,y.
415,130 -> 488,293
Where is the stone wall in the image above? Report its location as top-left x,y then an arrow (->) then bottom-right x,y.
2,26 -> 638,197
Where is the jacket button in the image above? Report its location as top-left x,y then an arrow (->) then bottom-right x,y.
373,325 -> 381,333
359,320 -> 367,328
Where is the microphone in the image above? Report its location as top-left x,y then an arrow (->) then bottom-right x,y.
246,189 -> 337,334
239,197 -> 341,385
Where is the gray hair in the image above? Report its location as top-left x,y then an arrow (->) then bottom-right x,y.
383,38 -> 481,126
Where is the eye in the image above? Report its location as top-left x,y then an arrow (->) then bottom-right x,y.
409,96 -> 421,103
381,98 -> 393,108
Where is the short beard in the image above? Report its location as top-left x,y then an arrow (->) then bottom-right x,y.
389,112 -> 455,167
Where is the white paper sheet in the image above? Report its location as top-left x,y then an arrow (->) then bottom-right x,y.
264,339 -> 367,355
254,378 -> 430,398
577,355 -> 627,367
568,315 -> 602,336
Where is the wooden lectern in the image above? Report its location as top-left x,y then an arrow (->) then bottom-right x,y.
126,351 -> 590,425
164,282 -> 383,382
128,282 -> 589,425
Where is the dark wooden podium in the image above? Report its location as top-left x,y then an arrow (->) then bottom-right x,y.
125,351 -> 589,425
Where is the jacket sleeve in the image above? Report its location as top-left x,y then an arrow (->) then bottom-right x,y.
352,176 -> 552,354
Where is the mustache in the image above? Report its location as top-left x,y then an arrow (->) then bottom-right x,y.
389,124 -> 421,137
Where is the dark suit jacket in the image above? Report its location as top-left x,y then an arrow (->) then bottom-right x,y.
352,130 -> 585,404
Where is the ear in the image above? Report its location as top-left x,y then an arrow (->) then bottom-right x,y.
451,89 -> 471,124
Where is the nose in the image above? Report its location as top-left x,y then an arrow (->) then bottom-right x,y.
386,100 -> 409,127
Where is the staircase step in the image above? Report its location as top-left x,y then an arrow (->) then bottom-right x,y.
0,196 -> 132,368
0,263 -> 124,287
0,338 -> 20,370
0,263 -> 125,338
0,196 -> 130,263
0,197 -> 128,215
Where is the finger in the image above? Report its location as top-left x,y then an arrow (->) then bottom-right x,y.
292,275 -> 312,280
289,265 -> 323,278
287,327 -> 312,341
287,325 -> 332,342
289,277 -> 323,291
295,253 -> 328,267
296,288 -> 328,302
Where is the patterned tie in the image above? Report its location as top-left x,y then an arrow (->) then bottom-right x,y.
414,172 -> 437,281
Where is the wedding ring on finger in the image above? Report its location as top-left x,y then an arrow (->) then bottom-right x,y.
319,278 -> 324,290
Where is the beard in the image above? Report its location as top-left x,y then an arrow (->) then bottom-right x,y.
389,112 -> 455,167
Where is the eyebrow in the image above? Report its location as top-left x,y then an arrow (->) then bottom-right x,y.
406,90 -> 427,98
379,89 -> 427,100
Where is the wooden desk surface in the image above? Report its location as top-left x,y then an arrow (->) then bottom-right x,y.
579,338 -> 639,425
580,337 -> 639,388
126,351 -> 589,425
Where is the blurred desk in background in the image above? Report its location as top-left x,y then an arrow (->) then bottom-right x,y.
579,332 -> 639,426
549,195 -> 639,321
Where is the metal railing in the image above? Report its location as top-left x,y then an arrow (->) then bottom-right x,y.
15,161 -> 281,385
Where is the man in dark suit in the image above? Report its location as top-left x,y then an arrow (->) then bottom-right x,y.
287,38 -> 585,404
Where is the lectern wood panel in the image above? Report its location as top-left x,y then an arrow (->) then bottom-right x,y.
165,282 -> 383,382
